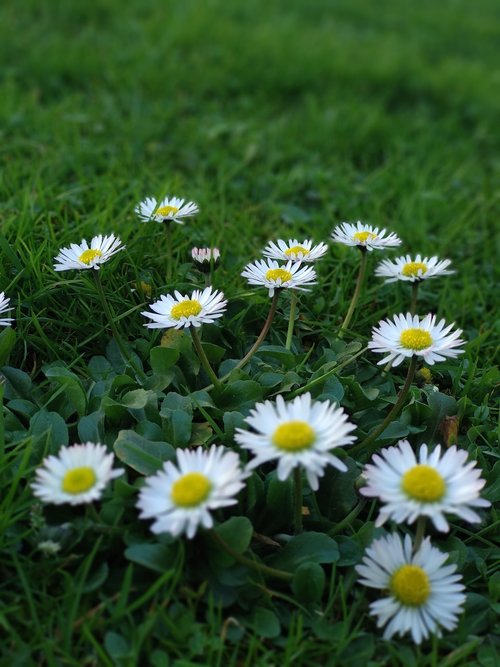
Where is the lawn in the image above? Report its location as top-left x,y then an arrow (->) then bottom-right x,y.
0,0 -> 499,665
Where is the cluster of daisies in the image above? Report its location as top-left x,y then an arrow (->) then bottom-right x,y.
9,192 -> 490,646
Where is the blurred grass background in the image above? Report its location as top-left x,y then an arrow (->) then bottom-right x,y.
0,0 -> 498,365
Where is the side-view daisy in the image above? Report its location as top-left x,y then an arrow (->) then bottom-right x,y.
135,195 -> 199,224
0,292 -> 14,327
32,443 -> 123,505
234,393 -> 356,490
368,312 -> 464,366
137,445 -> 248,538
141,286 -> 227,329
356,533 -> 466,644
331,221 -> 401,251
375,254 -> 453,283
191,247 -> 220,264
263,239 -> 328,262
360,439 -> 490,531
53,234 -> 125,271
241,259 -> 317,297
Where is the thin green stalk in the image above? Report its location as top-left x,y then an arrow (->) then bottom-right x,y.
165,221 -> 173,283
285,291 -> 298,351
351,355 -> 418,457
0,380 -> 4,464
413,516 -> 427,553
339,250 -> 368,337
410,281 -> 419,315
190,326 -> 222,390
209,530 -> 293,581
328,499 -> 367,536
293,467 -> 303,534
289,345 -> 368,398
93,271 -> 145,380
225,291 -> 280,377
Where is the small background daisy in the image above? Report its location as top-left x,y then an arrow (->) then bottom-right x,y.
263,239 -> 328,262
331,221 -> 401,251
141,286 -> 227,329
375,254 -> 453,283
53,234 -> 125,271
0,291 -> 13,326
135,195 -> 199,224
241,259 -> 317,296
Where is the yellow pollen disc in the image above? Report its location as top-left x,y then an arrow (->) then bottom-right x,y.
265,268 -> 293,283
400,328 -> 433,351
62,467 -> 97,494
171,472 -> 212,507
391,565 -> 430,606
171,299 -> 202,320
156,205 -> 179,217
272,420 -> 315,452
79,249 -> 103,265
402,464 -> 446,502
402,261 -> 428,278
353,231 -> 377,243
285,246 -> 310,257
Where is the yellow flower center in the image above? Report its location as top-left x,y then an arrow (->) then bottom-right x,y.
402,464 -> 446,502
400,328 -> 432,351
62,467 -> 97,494
156,205 -> 179,217
272,420 -> 316,452
391,565 -> 430,606
79,249 -> 103,265
353,231 -> 377,244
171,299 -> 202,320
171,472 -> 212,507
265,268 -> 293,283
402,261 -> 428,278
285,246 -> 310,258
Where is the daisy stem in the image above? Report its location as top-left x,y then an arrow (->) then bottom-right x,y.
93,271 -> 145,380
190,326 -> 222,390
410,282 -> 419,315
232,291 -> 280,372
209,530 -> 293,582
328,499 -> 367,536
293,467 -> 304,534
352,355 -> 417,457
413,516 -> 427,553
339,250 -> 368,338
165,221 -> 173,283
285,291 -> 298,351
0,380 -> 4,463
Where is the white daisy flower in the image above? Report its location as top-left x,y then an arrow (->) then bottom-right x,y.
135,195 -> 199,224
31,442 -> 123,506
368,312 -> 464,367
331,221 -> 402,251
191,247 -> 220,264
141,286 -> 227,329
137,445 -> 248,539
262,239 -> 328,263
53,234 -> 125,271
356,533 -> 466,644
375,254 -> 453,283
0,292 -> 14,327
360,440 -> 490,532
234,393 -> 356,490
241,259 -> 317,297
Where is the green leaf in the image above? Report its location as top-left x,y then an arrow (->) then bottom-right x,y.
336,536 -> 363,566
164,409 -> 192,447
214,516 -> 253,566
119,388 -> 150,409
124,542 -> 177,573
378,420 -> 410,440
247,607 -> 280,638
29,410 -> 69,454
423,390 -> 457,442
150,346 -> 180,375
316,457 -> 358,520
2,366 -> 35,401
44,365 -> 87,417
0,327 -> 16,366
267,532 -> 339,571
259,473 -> 293,532
292,562 -> 325,603
216,380 -> 263,412
78,411 -> 105,443
114,430 -> 174,475
104,632 -> 130,660
255,345 -> 297,369
338,634 -> 375,665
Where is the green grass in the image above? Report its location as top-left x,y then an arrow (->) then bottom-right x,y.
0,0 -> 499,665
